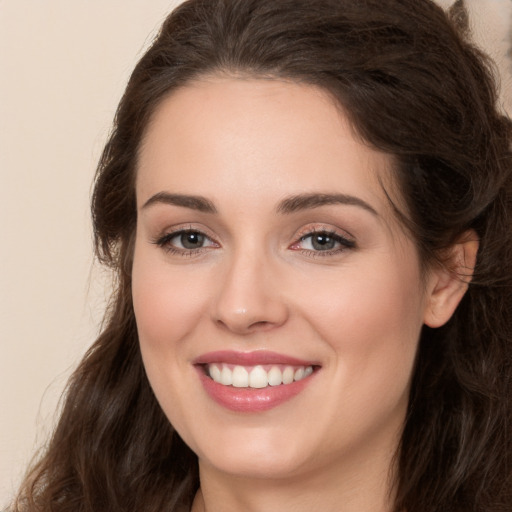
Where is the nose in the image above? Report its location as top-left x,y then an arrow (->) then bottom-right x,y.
212,249 -> 289,335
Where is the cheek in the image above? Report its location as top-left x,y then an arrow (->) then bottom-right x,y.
131,243 -> 211,436
131,246 -> 210,349
296,254 -> 425,397
300,256 -> 424,339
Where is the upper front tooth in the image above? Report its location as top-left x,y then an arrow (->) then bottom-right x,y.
220,365 -> 233,385
282,366 -> 294,385
294,367 -> 305,381
208,363 -> 314,387
249,365 -> 268,388
268,366 -> 282,386
209,364 -> 222,383
232,366 -> 249,387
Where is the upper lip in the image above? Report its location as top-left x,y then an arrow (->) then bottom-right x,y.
193,350 -> 319,367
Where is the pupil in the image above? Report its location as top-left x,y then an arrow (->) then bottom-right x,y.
312,234 -> 335,250
181,232 -> 204,249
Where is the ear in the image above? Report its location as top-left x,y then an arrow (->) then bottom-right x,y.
423,230 -> 479,328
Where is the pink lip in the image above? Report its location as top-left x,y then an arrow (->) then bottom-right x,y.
193,350 -> 319,413
193,350 -> 317,366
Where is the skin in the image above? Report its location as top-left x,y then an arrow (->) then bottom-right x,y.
132,77 -> 473,512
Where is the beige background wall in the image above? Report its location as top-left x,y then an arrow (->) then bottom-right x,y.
0,1 -> 184,504
1,0 -> 511,507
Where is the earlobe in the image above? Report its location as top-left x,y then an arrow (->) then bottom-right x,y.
423,231 -> 479,328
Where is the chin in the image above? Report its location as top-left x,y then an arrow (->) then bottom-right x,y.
201,449 -> 311,480
190,425 -> 316,480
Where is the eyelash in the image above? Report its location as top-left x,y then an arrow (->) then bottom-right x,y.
152,226 -> 356,258
152,227 -> 219,257
291,228 -> 356,257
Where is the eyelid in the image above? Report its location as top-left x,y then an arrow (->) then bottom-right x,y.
293,223 -> 355,243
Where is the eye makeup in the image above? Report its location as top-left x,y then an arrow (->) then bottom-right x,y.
150,222 -> 356,260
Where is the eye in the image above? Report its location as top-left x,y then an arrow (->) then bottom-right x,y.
302,232 -> 339,251
290,229 -> 355,255
174,231 -> 208,249
153,229 -> 218,254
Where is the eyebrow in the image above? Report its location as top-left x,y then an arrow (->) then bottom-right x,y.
141,191 -> 378,216
142,192 -> 217,213
276,193 -> 378,216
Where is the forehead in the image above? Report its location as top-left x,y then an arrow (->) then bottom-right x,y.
136,77 -> 399,218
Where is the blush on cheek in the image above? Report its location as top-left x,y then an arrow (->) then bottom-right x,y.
132,264 -> 213,361
134,289 -> 188,351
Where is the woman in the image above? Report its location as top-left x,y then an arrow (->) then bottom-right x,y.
12,0 -> 512,511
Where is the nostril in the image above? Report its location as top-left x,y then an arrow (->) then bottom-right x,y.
248,320 -> 273,331
215,317 -> 275,334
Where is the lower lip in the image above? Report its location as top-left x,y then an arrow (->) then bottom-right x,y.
196,368 -> 316,412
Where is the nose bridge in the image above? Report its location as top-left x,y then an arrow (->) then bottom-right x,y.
213,242 -> 288,333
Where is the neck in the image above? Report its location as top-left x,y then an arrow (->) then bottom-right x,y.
191,445 -> 397,512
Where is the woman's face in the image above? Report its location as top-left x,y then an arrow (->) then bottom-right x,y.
132,78 -> 437,481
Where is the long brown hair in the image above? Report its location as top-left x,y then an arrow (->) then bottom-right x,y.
13,1 -> 512,511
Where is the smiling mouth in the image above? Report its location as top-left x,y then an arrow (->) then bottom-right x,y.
204,363 -> 315,389
195,352 -> 320,411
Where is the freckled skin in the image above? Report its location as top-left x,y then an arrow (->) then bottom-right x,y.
132,78 -> 463,512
